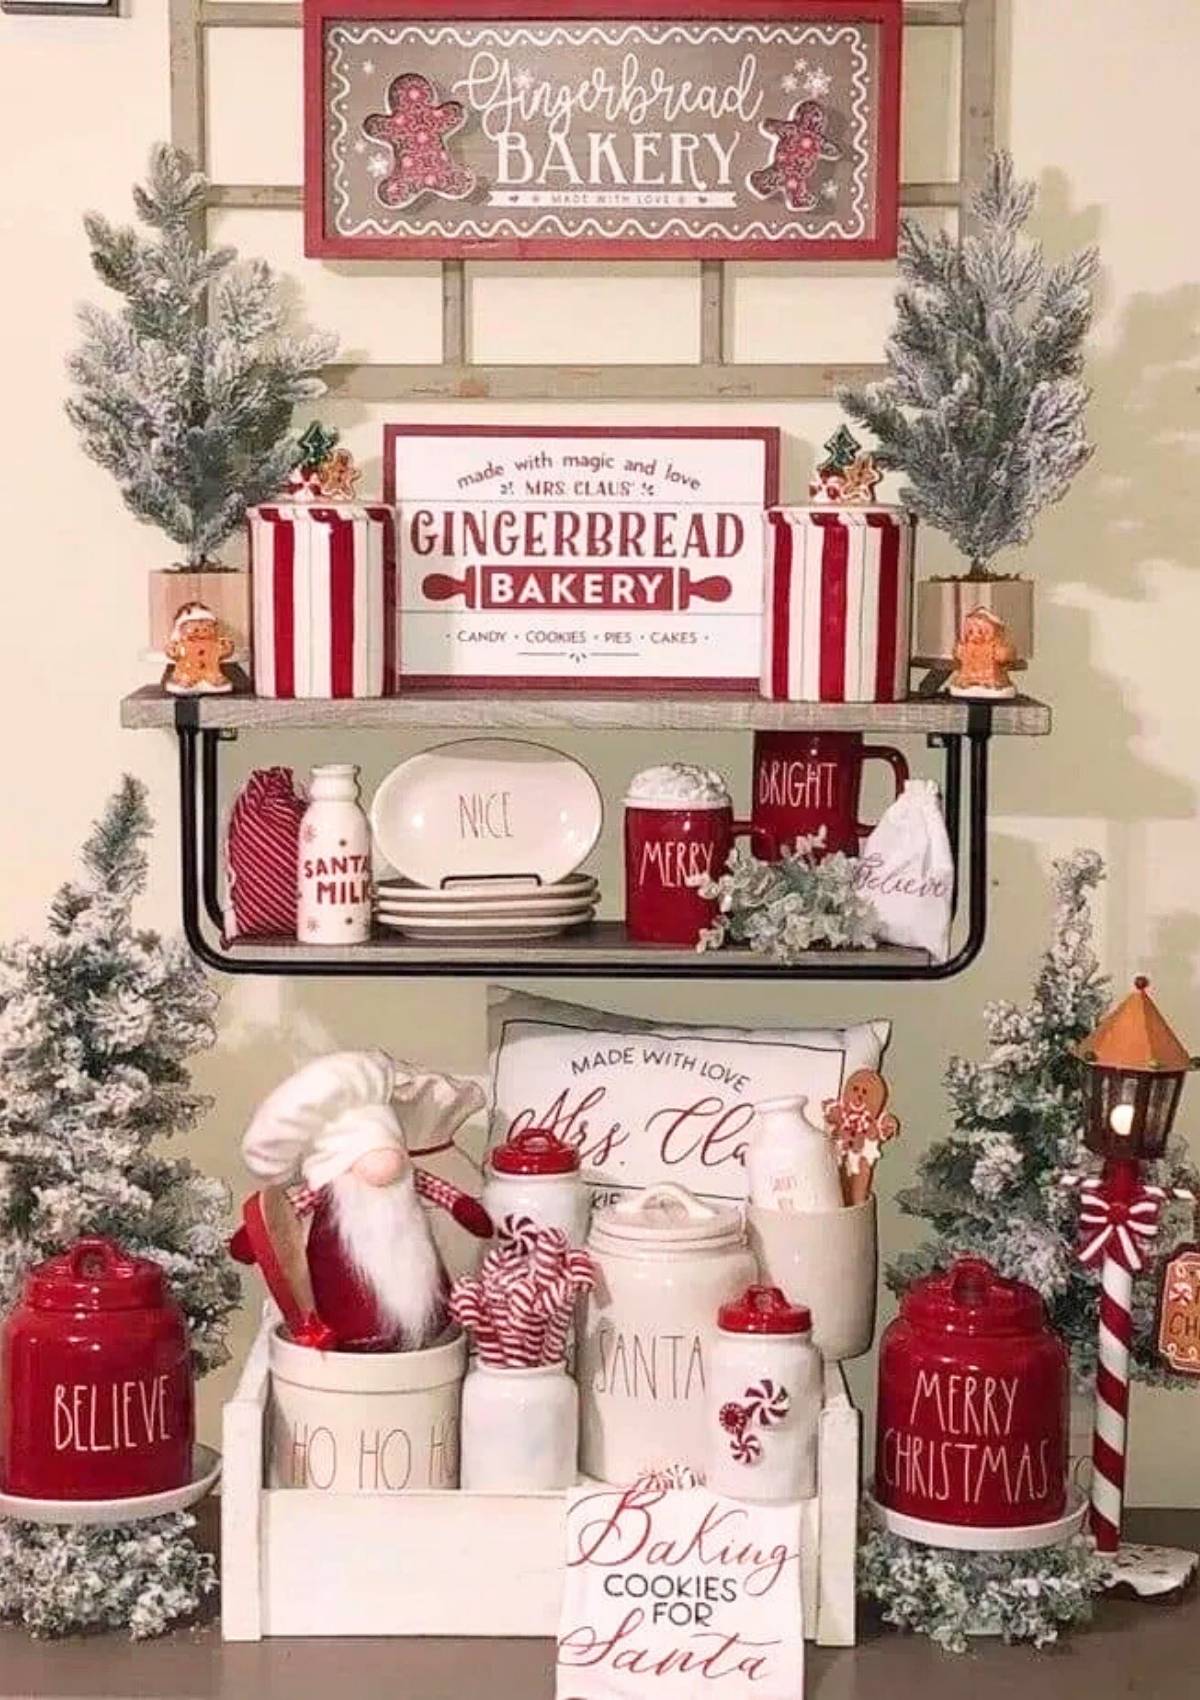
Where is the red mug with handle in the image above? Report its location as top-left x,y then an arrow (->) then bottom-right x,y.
751,731 -> 908,859
624,769 -> 768,945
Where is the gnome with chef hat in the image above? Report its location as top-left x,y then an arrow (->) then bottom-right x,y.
231,1050 -> 493,1353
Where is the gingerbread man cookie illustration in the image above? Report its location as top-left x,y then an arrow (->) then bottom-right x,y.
823,1069 -> 900,1205
948,606 -> 1018,699
164,602 -> 234,697
364,72 -> 476,211
748,100 -> 840,213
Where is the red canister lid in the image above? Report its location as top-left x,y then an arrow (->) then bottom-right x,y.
23,1237 -> 168,1313
489,1128 -> 581,1176
901,1256 -> 1046,1338
719,1284 -> 811,1335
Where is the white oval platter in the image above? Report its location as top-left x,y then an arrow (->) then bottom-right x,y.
376,892 -> 598,920
0,1444 -> 221,1527
376,911 -> 595,940
375,873 -> 598,910
371,739 -> 603,889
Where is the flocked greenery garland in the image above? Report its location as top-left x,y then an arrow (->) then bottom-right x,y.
858,1520 -> 1104,1653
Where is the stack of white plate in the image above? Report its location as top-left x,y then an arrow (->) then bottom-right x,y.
370,737 -> 604,941
375,874 -> 598,939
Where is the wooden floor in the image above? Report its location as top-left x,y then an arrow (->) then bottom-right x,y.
0,1506 -> 1194,1698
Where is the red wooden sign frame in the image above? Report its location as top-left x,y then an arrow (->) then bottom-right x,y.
305,0 -> 903,261
384,423 -> 779,692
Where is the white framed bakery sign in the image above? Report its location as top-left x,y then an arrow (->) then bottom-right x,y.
385,424 -> 780,690
304,0 -> 903,261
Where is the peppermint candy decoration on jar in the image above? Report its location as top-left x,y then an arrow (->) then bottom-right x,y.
708,1286 -> 821,1501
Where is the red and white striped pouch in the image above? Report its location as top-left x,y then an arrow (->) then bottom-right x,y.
248,504 -> 396,698
225,768 -> 306,940
762,506 -> 916,702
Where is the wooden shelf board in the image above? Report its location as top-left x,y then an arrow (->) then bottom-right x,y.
222,921 -> 929,972
198,1 -> 966,27
121,688 -> 1051,736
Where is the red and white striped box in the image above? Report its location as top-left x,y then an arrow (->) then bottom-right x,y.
761,507 -> 916,702
248,504 -> 396,698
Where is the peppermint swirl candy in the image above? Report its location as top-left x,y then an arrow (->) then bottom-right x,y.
743,1379 -> 790,1429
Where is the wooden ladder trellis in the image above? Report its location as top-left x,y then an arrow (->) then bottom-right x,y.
170,0 -> 995,401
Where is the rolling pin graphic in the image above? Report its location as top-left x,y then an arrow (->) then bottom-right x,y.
421,564 -> 733,613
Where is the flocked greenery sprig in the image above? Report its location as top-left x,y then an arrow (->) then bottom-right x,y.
840,152 -> 1097,578
66,144 -> 336,567
693,838 -> 878,963
859,1521 -> 1103,1653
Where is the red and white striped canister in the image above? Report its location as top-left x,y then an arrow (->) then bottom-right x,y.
248,504 -> 396,698
762,506 -> 916,702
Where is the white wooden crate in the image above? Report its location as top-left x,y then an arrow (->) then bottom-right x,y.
221,1312 -> 860,1646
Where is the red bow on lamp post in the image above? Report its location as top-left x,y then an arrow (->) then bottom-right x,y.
1067,977 -> 1198,1596
1072,1178 -> 1169,1273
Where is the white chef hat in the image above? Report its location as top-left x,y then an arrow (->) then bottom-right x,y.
242,1049 -> 406,1192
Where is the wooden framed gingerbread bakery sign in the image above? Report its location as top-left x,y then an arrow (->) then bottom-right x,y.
304,0 -> 903,261
384,423 -> 778,690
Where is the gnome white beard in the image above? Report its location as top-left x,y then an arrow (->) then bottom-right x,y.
328,1169 -> 443,1346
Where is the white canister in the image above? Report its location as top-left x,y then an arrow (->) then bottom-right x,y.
708,1285 -> 821,1502
267,1326 -> 465,1493
482,1128 -> 590,1248
745,1094 -> 843,1214
578,1183 -> 758,1485
297,763 -> 372,944
461,1361 -> 578,1491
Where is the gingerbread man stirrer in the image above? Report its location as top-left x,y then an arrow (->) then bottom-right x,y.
823,1069 -> 900,1206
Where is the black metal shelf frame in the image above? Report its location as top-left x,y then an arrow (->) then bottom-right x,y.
174,703 -> 993,981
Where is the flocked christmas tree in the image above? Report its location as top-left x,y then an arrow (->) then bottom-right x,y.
889,849 -> 1200,1387
841,151 -> 1097,578
0,778 -> 239,1637
66,144 -> 335,568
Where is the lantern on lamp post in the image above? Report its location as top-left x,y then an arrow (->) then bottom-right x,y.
1070,976 -> 1198,1593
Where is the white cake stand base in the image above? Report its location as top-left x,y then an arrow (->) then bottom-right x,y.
1098,1543 -> 1199,1598
0,1443 -> 220,1527
866,1486 -> 1088,1552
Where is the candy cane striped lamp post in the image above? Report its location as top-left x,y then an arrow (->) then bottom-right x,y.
1071,977 -> 1198,1595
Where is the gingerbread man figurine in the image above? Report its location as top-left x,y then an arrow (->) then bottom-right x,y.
948,606 -> 1018,699
823,1069 -> 900,1205
164,602 -> 234,697
364,72 -> 476,210
748,100 -> 840,212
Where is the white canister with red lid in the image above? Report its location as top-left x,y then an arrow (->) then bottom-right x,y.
578,1183 -> 758,1485
708,1285 -> 822,1502
482,1128 -> 590,1247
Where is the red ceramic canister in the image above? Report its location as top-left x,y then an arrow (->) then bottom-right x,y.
874,1256 -> 1068,1529
0,1237 -> 194,1501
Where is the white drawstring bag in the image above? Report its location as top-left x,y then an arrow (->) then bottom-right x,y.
858,780 -> 954,961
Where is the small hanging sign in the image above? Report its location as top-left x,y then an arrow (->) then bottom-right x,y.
1157,1244 -> 1200,1377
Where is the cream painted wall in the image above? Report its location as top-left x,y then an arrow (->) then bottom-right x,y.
0,1 -> 1197,1503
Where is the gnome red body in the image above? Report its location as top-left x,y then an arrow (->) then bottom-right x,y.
232,1051 -> 492,1352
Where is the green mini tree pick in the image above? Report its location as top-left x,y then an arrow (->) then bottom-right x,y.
66,143 -> 336,568
841,152 -> 1097,579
